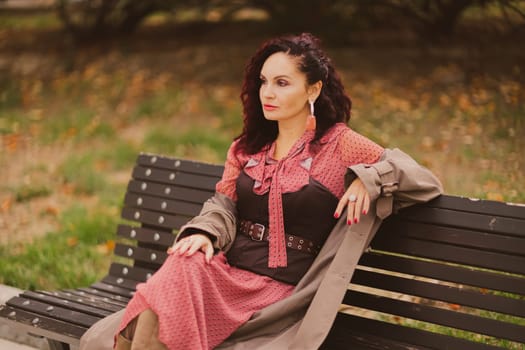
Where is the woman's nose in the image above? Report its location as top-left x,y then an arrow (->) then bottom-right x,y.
261,84 -> 275,99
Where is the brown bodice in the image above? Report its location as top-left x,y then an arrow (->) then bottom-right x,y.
226,171 -> 339,285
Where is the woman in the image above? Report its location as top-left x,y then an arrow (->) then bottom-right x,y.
80,33 -> 442,350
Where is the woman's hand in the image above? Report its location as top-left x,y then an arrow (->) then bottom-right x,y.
334,178 -> 370,225
168,233 -> 214,264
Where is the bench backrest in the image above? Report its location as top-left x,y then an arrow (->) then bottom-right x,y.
109,153 -> 525,349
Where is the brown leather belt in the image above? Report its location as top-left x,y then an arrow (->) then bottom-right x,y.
238,220 -> 320,256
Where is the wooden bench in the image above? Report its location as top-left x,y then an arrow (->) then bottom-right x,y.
0,153 -> 524,350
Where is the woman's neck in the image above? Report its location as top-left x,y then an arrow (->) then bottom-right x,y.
273,119 -> 307,160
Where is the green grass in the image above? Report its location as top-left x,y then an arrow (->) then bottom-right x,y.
0,204 -> 118,290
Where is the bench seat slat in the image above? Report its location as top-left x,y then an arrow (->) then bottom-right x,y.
38,290 -> 124,313
137,154 -> 224,177
359,253 -> 525,295
352,269 -> 525,318
324,312 -> 503,350
90,282 -> 135,298
6,297 -> 100,328
372,235 -> 525,275
73,288 -> 129,305
20,291 -> 114,318
343,290 -> 525,343
0,305 -> 86,345
127,179 -> 213,205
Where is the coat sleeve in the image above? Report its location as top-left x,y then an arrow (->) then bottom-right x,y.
177,192 -> 238,252
347,148 -> 443,219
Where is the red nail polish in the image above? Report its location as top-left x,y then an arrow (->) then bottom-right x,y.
334,212 -> 340,219
347,219 -> 352,225
362,210 -> 367,215
354,217 -> 359,224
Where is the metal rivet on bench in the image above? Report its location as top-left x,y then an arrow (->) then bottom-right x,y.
46,306 -> 54,312
137,197 -> 143,206
79,291 -> 85,295
141,182 -> 147,190
161,201 -> 167,209
77,299 -> 83,303
8,311 -> 16,318
127,248 -> 134,256
165,187 -> 171,195
145,169 -> 152,176
22,300 -> 30,306
130,230 -> 137,238
66,293 -> 72,296
151,156 -> 157,164
134,211 -> 141,219
153,233 -> 160,241
174,160 -> 181,167
32,318 -> 40,325
158,216 -> 165,224
122,267 -> 129,275
117,278 -> 124,284
63,300 -> 69,304
169,173 -> 176,180
150,253 -> 157,261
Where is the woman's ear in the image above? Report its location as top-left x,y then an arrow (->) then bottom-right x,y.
308,80 -> 323,101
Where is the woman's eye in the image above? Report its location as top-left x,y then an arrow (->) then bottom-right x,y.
260,77 -> 267,85
277,79 -> 288,87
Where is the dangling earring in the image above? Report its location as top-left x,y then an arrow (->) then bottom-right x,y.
306,99 -> 316,131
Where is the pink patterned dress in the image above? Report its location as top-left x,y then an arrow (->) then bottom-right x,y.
116,123 -> 383,349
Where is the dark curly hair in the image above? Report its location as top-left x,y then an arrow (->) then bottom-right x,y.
236,32 -> 352,155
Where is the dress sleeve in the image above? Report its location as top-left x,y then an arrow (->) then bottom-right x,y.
215,140 -> 243,201
337,128 -> 384,166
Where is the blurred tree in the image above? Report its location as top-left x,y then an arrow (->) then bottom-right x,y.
53,0 -> 525,42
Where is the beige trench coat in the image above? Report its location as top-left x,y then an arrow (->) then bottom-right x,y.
79,148 -> 443,350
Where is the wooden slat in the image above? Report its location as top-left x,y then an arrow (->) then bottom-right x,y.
382,218 -> 525,256
20,291 -> 114,318
121,207 -> 189,230
132,166 -> 218,191
351,269 -> 525,317
0,305 -> 86,345
102,275 -> 141,291
424,195 -> 525,220
343,290 -> 525,343
73,288 -> 129,305
124,192 -> 204,218
108,262 -> 156,283
371,235 -> 525,275
359,252 -> 525,295
6,297 -> 100,328
114,243 -> 168,266
90,282 -> 135,299
324,312 -> 502,350
395,206 -> 524,237
137,153 -> 224,177
126,179 -> 214,205
116,224 -> 175,247
39,291 -> 123,313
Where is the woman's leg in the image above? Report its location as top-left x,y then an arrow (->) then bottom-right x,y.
130,309 -> 168,350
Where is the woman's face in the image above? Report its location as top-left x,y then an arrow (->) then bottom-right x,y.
259,52 -> 311,124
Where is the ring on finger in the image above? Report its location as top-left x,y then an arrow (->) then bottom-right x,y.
348,194 -> 357,202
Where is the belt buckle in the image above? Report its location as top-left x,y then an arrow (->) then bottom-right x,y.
250,223 -> 265,241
